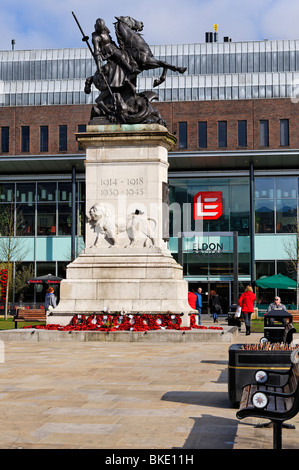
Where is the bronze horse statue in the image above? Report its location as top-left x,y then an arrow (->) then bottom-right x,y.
83,15 -> 186,124
114,16 -> 187,87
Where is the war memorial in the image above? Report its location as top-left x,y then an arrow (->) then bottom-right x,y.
1,14 -> 299,452
47,15 -> 194,328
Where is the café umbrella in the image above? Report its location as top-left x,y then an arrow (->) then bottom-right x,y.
27,273 -> 63,285
254,273 -> 296,290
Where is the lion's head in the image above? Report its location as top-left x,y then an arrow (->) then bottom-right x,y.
89,203 -> 116,224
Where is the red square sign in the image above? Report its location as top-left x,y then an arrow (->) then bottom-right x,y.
194,191 -> 223,220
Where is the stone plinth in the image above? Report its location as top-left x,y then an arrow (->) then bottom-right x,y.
49,124 -> 193,326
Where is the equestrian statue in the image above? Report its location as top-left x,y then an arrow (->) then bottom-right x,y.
72,13 -> 187,125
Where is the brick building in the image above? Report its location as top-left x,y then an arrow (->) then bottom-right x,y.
1,36 -> 299,312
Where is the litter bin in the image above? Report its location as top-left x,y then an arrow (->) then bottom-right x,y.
263,309 -> 295,344
228,343 -> 292,407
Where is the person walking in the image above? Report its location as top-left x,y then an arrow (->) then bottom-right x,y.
188,290 -> 197,310
209,290 -> 222,323
238,285 -> 256,335
45,287 -> 57,316
195,287 -> 203,325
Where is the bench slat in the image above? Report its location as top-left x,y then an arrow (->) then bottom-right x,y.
14,308 -> 46,328
237,361 -> 299,449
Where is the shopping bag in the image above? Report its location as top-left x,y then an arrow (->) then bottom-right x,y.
235,306 -> 242,317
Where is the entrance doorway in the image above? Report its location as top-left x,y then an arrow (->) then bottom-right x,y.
188,281 -> 231,315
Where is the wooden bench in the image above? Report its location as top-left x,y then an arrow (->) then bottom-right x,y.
14,309 -> 46,329
236,356 -> 299,449
288,310 -> 299,323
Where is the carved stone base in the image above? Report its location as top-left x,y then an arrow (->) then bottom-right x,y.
48,247 -> 193,326
49,124 -> 193,327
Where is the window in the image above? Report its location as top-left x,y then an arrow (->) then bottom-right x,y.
40,126 -> 48,152
21,126 -> 30,152
260,120 -> 269,146
280,119 -> 289,146
238,120 -> 247,147
218,121 -> 227,147
1,127 -> 9,152
77,124 -> 86,150
276,199 -> 297,233
37,203 -> 56,236
178,122 -> 187,148
37,182 -> 56,201
59,125 -> 67,151
255,200 -> 274,233
0,183 -> 14,202
198,122 -> 207,148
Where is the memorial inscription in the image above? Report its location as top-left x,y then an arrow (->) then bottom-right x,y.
99,177 -> 144,198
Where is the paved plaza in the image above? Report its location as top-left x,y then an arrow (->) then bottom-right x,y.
0,323 -> 299,451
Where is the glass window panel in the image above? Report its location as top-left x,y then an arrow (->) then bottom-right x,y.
77,124 -> 86,150
37,182 -> 56,202
57,183 -> 72,202
238,120 -> 247,147
59,125 -> 67,151
260,120 -> 269,146
255,200 -> 274,233
0,203 -> 15,236
198,121 -> 207,148
78,202 -> 85,237
41,93 -> 48,105
0,183 -> 14,202
23,94 -> 29,106
255,177 -> 274,198
57,262 -> 67,279
16,183 -> 35,203
230,184 -> 250,235
36,262 -> 56,277
23,62 -> 30,80
79,182 -> 85,201
21,126 -> 30,152
256,261 -> 275,280
276,199 -> 297,233
58,203 -> 72,235
61,92 -> 67,105
37,204 -> 56,236
1,127 -> 9,152
40,125 -> 48,152
280,119 -> 289,146
276,177 -> 297,198
218,121 -> 227,147
35,93 -> 41,105
41,60 -> 47,80
178,122 -> 187,148
17,204 -> 35,236
16,93 -> 22,106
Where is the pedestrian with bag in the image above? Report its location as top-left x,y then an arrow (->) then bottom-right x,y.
209,290 -> 222,323
238,285 -> 256,335
45,287 -> 57,316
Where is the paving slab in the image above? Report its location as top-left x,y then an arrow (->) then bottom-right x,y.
0,322 -> 298,451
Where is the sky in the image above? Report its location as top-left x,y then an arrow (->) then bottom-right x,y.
1,0 -> 299,51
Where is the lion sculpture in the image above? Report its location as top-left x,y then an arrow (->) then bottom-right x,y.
88,203 -> 156,248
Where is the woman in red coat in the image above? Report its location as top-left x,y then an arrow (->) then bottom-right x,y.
238,285 -> 256,335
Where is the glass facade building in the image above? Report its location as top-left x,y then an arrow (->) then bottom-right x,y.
1,37 -> 299,310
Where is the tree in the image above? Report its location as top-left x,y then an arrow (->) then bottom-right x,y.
0,203 -> 29,319
282,222 -> 299,309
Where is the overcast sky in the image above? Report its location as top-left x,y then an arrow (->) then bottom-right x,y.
1,0 -> 299,51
